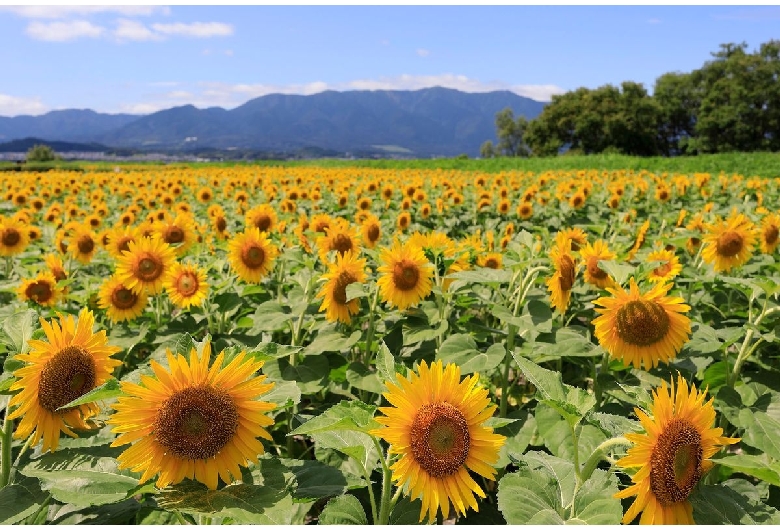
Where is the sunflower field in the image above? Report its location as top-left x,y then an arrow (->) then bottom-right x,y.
0,164 -> 779,525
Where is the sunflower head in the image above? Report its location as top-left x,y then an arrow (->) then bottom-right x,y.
109,340 -> 275,490
701,210 -> 757,273
376,240 -> 434,311
579,239 -> 616,289
0,217 -> 31,257
98,274 -> 149,323
163,262 -> 208,309
615,374 -> 740,524
116,234 -> 177,295
227,227 -> 279,284
18,272 -> 62,307
7,308 -> 121,452
646,248 -> 682,284
371,360 -> 505,523
316,250 -> 368,324
593,278 -> 691,370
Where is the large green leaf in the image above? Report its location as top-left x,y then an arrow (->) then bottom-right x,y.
0,476 -> 48,524
304,329 -> 361,356
318,494 -> 368,525
346,362 -> 384,394
389,496 -> 426,525
435,333 -> 504,375
279,458 -> 352,502
375,340 -> 398,385
532,326 -> 602,360
690,479 -> 780,524
535,404 -> 606,463
250,302 -> 292,333
310,430 -> 381,476
512,355 -> 596,426
289,401 -> 380,436
263,354 -> 329,395
19,446 -> 139,507
712,454 -> 780,486
498,451 -> 621,524
494,409 -> 537,468
1,309 -> 38,354
56,378 -> 123,410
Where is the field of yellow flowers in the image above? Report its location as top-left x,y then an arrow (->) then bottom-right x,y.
0,164 -> 779,524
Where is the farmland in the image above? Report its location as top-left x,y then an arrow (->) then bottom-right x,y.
0,157 -> 779,524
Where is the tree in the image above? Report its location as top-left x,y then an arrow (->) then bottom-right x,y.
654,71 -> 702,155
494,108 -> 530,157
26,144 -> 58,162
480,140 -> 496,158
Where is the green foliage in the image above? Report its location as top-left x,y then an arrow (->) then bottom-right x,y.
25,144 -> 58,163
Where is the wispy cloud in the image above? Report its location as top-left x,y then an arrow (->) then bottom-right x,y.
114,19 -> 162,42
0,6 -> 169,19
416,48 -> 430,57
151,22 -> 233,38
26,20 -> 105,42
0,94 -> 49,116
647,18 -> 662,24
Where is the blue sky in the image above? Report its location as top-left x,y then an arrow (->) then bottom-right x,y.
1,4 -> 779,116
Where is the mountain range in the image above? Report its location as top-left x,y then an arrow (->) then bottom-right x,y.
0,88 -> 546,157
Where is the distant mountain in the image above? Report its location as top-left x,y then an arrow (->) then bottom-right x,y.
0,88 -> 547,157
0,137 -> 109,153
0,109 -> 139,143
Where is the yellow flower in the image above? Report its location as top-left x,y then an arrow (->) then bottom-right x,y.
0,217 -> 30,257
593,278 -> 691,370
109,340 -> 275,490
317,218 -> 361,262
615,375 -> 740,524
7,309 -> 121,452
68,225 -> 99,264
17,272 -> 62,307
98,274 -> 148,323
361,214 -> 382,249
547,234 -> 577,314
579,239 -> 616,289
646,248 -> 682,284
377,240 -> 434,311
245,203 -> 278,233
371,360 -> 505,523
759,212 -> 780,254
701,211 -> 756,273
115,235 -> 177,295
316,251 -> 367,324
163,262 -> 208,309
155,213 -> 197,256
227,227 -> 279,284
477,252 -> 502,269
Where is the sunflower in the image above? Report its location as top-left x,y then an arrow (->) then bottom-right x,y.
316,251 -> 368,324
377,240 -> 434,311
0,217 -> 30,257
163,262 -> 208,309
311,213 -> 332,235
44,253 -> 68,283
646,248 -> 682,284
7,309 -> 121,452
579,239 -> 616,289
628,220 -> 652,261
547,234 -> 578,314
115,235 -> 177,295
155,213 -> 197,256
759,212 -> 780,254
108,340 -> 275,490
397,211 -> 411,231
68,225 -> 99,264
227,227 -> 279,284
701,211 -> 756,273
371,360 -> 505,523
517,202 -> 533,220
593,278 -> 691,370
614,374 -> 740,524
317,219 -> 361,262
18,272 -> 61,307
478,252 -> 502,270
245,204 -> 278,234
106,225 -> 140,259
361,214 -> 382,249
558,226 -> 588,252
97,274 -> 149,322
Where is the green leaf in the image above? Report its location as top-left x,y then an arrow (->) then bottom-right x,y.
690,479 -> 780,524
310,430 -> 380,475
435,334 -> 504,375
446,268 -> 512,285
107,321 -> 149,351
345,282 -> 367,301
318,494 -> 367,525
737,410 -> 780,461
375,340 -> 397,385
535,404 -> 606,463
250,301 -> 292,333
263,354 -> 329,395
495,409 -> 537,469
389,496 -> 426,525
586,411 -> 640,439
712,454 -> 780,486
279,458 -> 350,502
403,314 -> 449,345
19,446 -> 139,507
498,451 -> 621,524
304,329 -> 361,356
290,401 -> 380,436
532,326 -> 602,360
263,380 -> 301,410
512,355 -> 596,426
0,476 -> 48,524
597,260 -> 634,286
1,309 -> 38,354
346,362 -> 384,394
56,378 -> 122,411
248,342 -> 303,361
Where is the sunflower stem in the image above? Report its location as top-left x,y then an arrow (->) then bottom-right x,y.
499,324 -> 517,418
173,510 -> 191,525
729,302 -> 779,388
364,283 -> 380,363
579,436 -> 631,484
373,436 -> 394,525
1,400 -> 13,488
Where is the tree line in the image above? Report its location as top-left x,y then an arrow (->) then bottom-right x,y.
481,40 -> 780,158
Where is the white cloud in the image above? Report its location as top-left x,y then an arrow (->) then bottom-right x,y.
26,20 -> 105,42
114,19 -> 162,42
168,91 -> 194,99
416,48 -> 430,57
647,18 -> 662,24
510,84 -> 566,102
224,49 -> 234,56
151,22 -> 233,38
0,6 -> 169,19
0,94 -> 49,117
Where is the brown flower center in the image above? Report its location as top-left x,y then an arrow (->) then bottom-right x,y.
2,227 -> 21,247
111,286 -> 139,310
116,236 -> 133,255
135,252 -> 164,282
716,231 -> 744,258
154,385 -> 239,461
176,272 -> 200,297
332,271 -> 357,305
484,257 -> 500,269
366,224 -> 380,243
164,226 -> 185,244
241,244 -> 266,269
76,235 -> 95,255
558,255 -> 576,291
764,225 -> 779,246
586,256 -> 608,280
650,418 -> 703,506
410,403 -> 470,478
392,260 -> 420,291
38,345 -> 97,413
331,234 -> 354,255
253,215 -> 272,232
216,216 -> 227,232
654,262 -> 673,278
615,300 -> 670,346
25,280 -> 53,303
